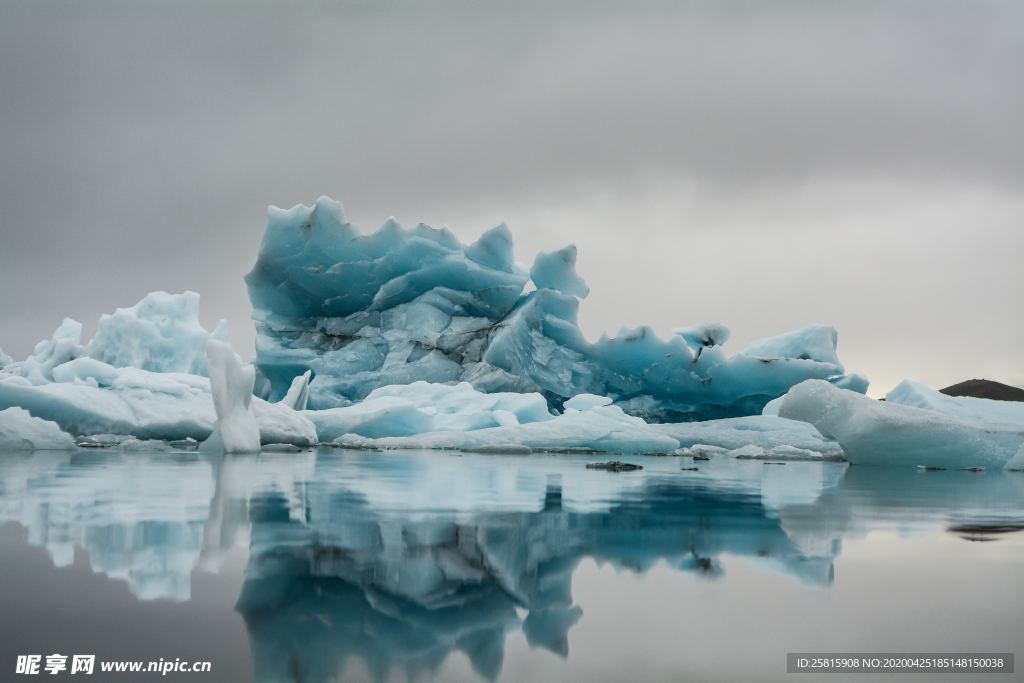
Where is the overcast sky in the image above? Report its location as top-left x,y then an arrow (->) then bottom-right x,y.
0,1 -> 1021,394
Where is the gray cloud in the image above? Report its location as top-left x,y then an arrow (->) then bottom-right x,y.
0,1 -> 1021,393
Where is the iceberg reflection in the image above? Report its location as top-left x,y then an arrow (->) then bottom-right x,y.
0,449 -> 1022,681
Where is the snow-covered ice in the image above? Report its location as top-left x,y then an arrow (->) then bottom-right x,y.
779,380 -> 1024,469
245,197 -> 865,420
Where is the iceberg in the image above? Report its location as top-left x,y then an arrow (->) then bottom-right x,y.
3,291 -> 227,385
87,290 -> 228,375
0,407 -> 75,450
245,197 -> 864,420
0,294 -> 316,447
203,340 -> 261,453
779,380 -> 1024,469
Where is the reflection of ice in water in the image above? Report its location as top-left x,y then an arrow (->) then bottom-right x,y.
0,451 -> 214,601
1,448 -> 1023,681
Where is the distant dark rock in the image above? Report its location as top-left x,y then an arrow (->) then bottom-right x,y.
586,461 -> 643,472
940,379 -> 1024,402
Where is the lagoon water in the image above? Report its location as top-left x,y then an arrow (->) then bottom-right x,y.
0,448 -> 1021,682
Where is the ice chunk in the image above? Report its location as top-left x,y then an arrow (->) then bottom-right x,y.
308,396 -> 434,440
245,198 -> 865,420
278,370 -> 312,411
886,379 -> 1024,427
672,323 -> 731,351
334,403 -> 680,453
0,347 -> 11,371
0,291 -> 316,445
308,387 -> 841,458
530,245 -> 589,298
563,394 -> 613,411
0,407 -> 75,450
4,318 -> 85,385
4,291 -> 227,383
306,381 -> 552,441
203,340 -> 260,454
652,415 -> 844,459
779,380 -> 1024,468
831,372 -> 871,394
51,357 -> 119,386
0,365 -> 315,445
738,324 -> 841,366
761,395 -> 784,416
87,291 -> 228,375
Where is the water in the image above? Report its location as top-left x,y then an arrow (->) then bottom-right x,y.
0,448 -> 1021,682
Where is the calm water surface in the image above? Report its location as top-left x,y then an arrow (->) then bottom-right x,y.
0,448 -> 1021,682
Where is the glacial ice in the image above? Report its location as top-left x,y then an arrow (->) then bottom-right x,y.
779,380 -> 1024,469
886,379 -> 1024,427
87,290 -> 228,375
245,197 -> 864,420
4,318 -> 85,385
307,381 -> 553,441
278,370 -> 312,411
0,294 -> 316,446
311,380 -> 841,457
0,368 -> 315,445
529,245 -> 589,298
652,416 -> 845,459
0,407 -> 75,450
203,340 -> 261,453
332,402 -> 681,453
3,292 -> 227,386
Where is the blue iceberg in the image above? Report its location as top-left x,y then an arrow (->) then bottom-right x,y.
246,197 -> 865,420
